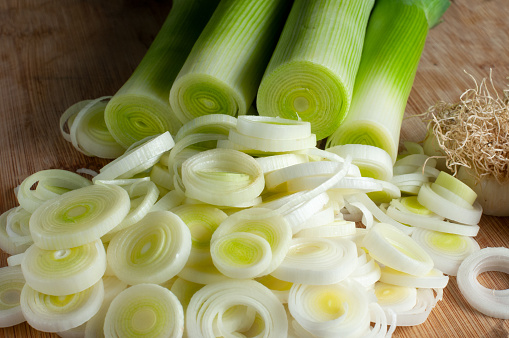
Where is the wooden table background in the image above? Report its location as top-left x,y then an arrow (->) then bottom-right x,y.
1,0 -> 508,337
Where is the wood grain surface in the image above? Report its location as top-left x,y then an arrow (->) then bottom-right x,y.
1,0 -> 508,337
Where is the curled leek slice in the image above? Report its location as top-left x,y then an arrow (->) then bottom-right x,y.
0,266 -> 25,328
411,228 -> 480,276
457,247 -> 509,319
63,96 -> 125,159
21,240 -> 106,296
256,153 -> 309,174
362,223 -> 434,276
271,237 -> 358,285
379,266 -> 449,289
228,128 -> 316,153
327,144 -> 393,181
93,132 -> 175,182
5,207 -> 32,246
211,207 -> 292,277
0,208 -> 31,255
104,283 -> 184,338
417,183 -> 482,226
29,184 -> 130,250
348,249 -> 382,288
107,211 -> 191,285
20,279 -> 104,333
288,280 -> 371,337
186,279 -> 288,338
181,148 -> 265,207
17,169 -> 92,213
391,288 -> 440,326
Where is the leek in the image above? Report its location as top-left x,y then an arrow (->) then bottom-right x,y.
169,0 -> 292,123
256,0 -> 375,140
0,266 -> 25,328
104,0 -> 221,148
327,0 -> 451,162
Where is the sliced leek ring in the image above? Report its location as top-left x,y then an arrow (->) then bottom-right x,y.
0,208 -> 31,255
107,211 -> 191,285
379,266 -> 449,289
21,240 -> 106,296
374,281 -> 417,313
29,184 -> 130,250
20,279 -> 104,333
0,266 -> 26,328
104,283 -> 184,338
236,116 -> 311,140
362,223 -> 434,276
228,128 -> 316,152
175,114 -> 237,142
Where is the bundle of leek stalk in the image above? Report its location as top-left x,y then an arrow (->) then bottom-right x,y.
5,0 -> 508,336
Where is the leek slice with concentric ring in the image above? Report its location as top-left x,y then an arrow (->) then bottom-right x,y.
29,184 -> 130,250
21,239 -> 106,296
107,211 -> 191,285
20,279 -> 104,333
104,283 -> 184,338
0,266 -> 25,328
0,208 -> 31,255
186,279 -> 288,338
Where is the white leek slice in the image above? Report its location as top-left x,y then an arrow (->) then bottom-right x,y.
411,228 -> 480,276
374,282 -> 417,313
292,206 -> 336,234
177,256 -> 229,285
104,283 -> 184,338
256,153 -> 309,174
391,288 -> 439,326
295,220 -> 357,238
348,249 -> 382,288
211,207 -> 292,276
93,132 -> 175,181
287,175 -> 382,195
386,198 -> 480,237
236,116 -> 311,140
5,207 -> 32,246
379,266 -> 449,289
0,266 -> 25,328
181,148 -> 264,207
151,189 -> 185,212
20,279 -> 104,333
0,208 -> 30,255
366,180 -> 401,205
150,163 -> 173,190
107,211 -> 191,285
229,128 -> 316,153
457,247 -> 509,319
60,100 -> 92,142
175,114 -> 237,142
17,169 -> 92,213
288,280 -> 371,337
327,144 -> 393,181
362,223 -> 434,276
186,279 -> 288,338
417,183 -> 483,226
21,239 -> 106,296
6,253 -> 24,267
271,237 -> 357,285
29,184 -> 130,250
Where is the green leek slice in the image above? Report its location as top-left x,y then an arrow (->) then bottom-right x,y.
327,0 -> 450,161
29,184 -> 130,250
104,283 -> 184,338
107,211 -> 191,285
0,266 -> 25,328
104,0 -> 221,148
21,240 -> 106,296
169,0 -> 292,123
257,0 -> 375,140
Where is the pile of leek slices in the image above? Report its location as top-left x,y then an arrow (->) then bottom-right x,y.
1,114 -> 506,337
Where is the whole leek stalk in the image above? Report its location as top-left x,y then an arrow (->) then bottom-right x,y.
326,0 -> 450,162
104,0 -> 220,148
169,0 -> 292,124
256,0 -> 375,140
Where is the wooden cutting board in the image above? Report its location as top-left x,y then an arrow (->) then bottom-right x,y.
1,0 -> 508,337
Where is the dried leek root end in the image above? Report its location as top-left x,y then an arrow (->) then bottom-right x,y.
422,73 -> 509,216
